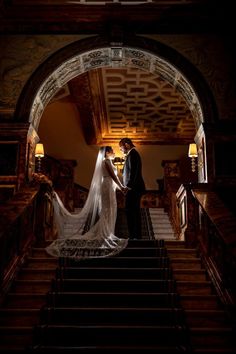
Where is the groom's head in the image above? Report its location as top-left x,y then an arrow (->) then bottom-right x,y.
119,138 -> 135,154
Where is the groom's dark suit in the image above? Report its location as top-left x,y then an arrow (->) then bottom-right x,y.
122,148 -> 146,239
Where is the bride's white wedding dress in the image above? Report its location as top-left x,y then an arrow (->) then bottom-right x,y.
46,148 -> 128,259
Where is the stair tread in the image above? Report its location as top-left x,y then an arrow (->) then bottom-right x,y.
191,327 -> 233,332
30,345 -> 187,350
59,278 -> 175,282
0,326 -> 32,331
43,306 -> 182,311
185,309 -> 225,314
0,308 -> 40,312
36,324 -> 184,329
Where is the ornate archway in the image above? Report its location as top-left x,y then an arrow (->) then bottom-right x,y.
15,34 -> 217,183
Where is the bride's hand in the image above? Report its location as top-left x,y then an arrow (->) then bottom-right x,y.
121,186 -> 127,195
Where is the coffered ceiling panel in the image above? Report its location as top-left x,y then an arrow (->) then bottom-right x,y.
67,67 -> 196,145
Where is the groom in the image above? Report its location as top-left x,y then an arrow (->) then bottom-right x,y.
119,138 -> 146,239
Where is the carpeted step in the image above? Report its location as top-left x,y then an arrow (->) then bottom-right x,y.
47,291 -> 180,308
28,344 -> 190,353
127,239 -> 164,248
41,306 -> 184,326
55,278 -> 176,293
58,266 -> 173,280
33,324 -> 188,347
60,256 -> 170,268
118,247 -> 167,257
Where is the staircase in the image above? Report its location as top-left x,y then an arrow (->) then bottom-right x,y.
0,209 -> 235,353
0,241 -> 59,353
165,240 -> 236,353
29,239 -> 191,353
149,207 -> 176,240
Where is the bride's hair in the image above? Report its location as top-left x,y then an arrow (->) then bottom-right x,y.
105,146 -> 113,154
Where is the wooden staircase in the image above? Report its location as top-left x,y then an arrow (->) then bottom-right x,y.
28,239 -> 191,353
165,240 -> 236,353
0,232 -> 235,353
0,241 -> 59,353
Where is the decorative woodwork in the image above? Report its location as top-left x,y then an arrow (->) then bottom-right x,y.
0,122 -> 30,201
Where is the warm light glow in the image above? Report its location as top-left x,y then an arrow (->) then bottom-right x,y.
35,143 -> 44,158
188,143 -> 198,157
113,157 -> 124,166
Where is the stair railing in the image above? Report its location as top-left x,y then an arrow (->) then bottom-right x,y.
0,177 -> 54,302
176,183 -> 236,314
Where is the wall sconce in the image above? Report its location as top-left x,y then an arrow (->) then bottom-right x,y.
35,143 -> 44,173
113,156 -> 125,172
188,143 -> 198,172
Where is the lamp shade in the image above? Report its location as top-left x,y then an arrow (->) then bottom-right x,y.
113,157 -> 125,165
113,157 -> 122,165
35,143 -> 44,158
188,143 -> 197,157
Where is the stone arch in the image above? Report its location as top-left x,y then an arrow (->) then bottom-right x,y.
15,34 -> 217,132
15,34 -> 218,184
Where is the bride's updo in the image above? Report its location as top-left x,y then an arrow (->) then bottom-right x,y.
105,146 -> 113,154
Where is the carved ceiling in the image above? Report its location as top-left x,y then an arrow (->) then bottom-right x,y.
2,0 -> 226,145
53,66 -> 196,145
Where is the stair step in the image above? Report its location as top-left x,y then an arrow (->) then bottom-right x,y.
57,279 -> 176,293
0,326 -> 33,347
31,248 -> 56,257
185,309 -> 231,327
47,292 -> 180,308
127,239 -> 164,247
61,257 -> 170,268
193,349 -> 236,353
173,269 -> 207,281
17,268 -> 56,280
25,257 -> 58,269
59,267 -> 173,280
167,249 -> 198,258
164,241 -> 186,248
176,281 -> 213,295
170,258 -> 203,269
180,295 -> 221,309
4,294 -> 47,308
12,280 -> 52,293
119,247 -> 167,257
34,325 -> 187,346
28,345 -> 189,353
0,308 -> 41,326
41,307 -> 184,325
35,247 -> 167,258
190,327 -> 235,348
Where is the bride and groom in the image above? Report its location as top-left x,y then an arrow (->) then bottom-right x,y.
46,138 -> 146,259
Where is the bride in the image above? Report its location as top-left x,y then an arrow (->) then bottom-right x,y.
46,146 -> 128,259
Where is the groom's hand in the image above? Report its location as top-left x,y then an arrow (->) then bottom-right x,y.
123,187 -> 130,195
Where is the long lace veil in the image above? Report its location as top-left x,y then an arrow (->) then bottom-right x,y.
46,147 -> 128,258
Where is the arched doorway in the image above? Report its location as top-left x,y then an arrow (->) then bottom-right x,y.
15,35 -> 217,184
